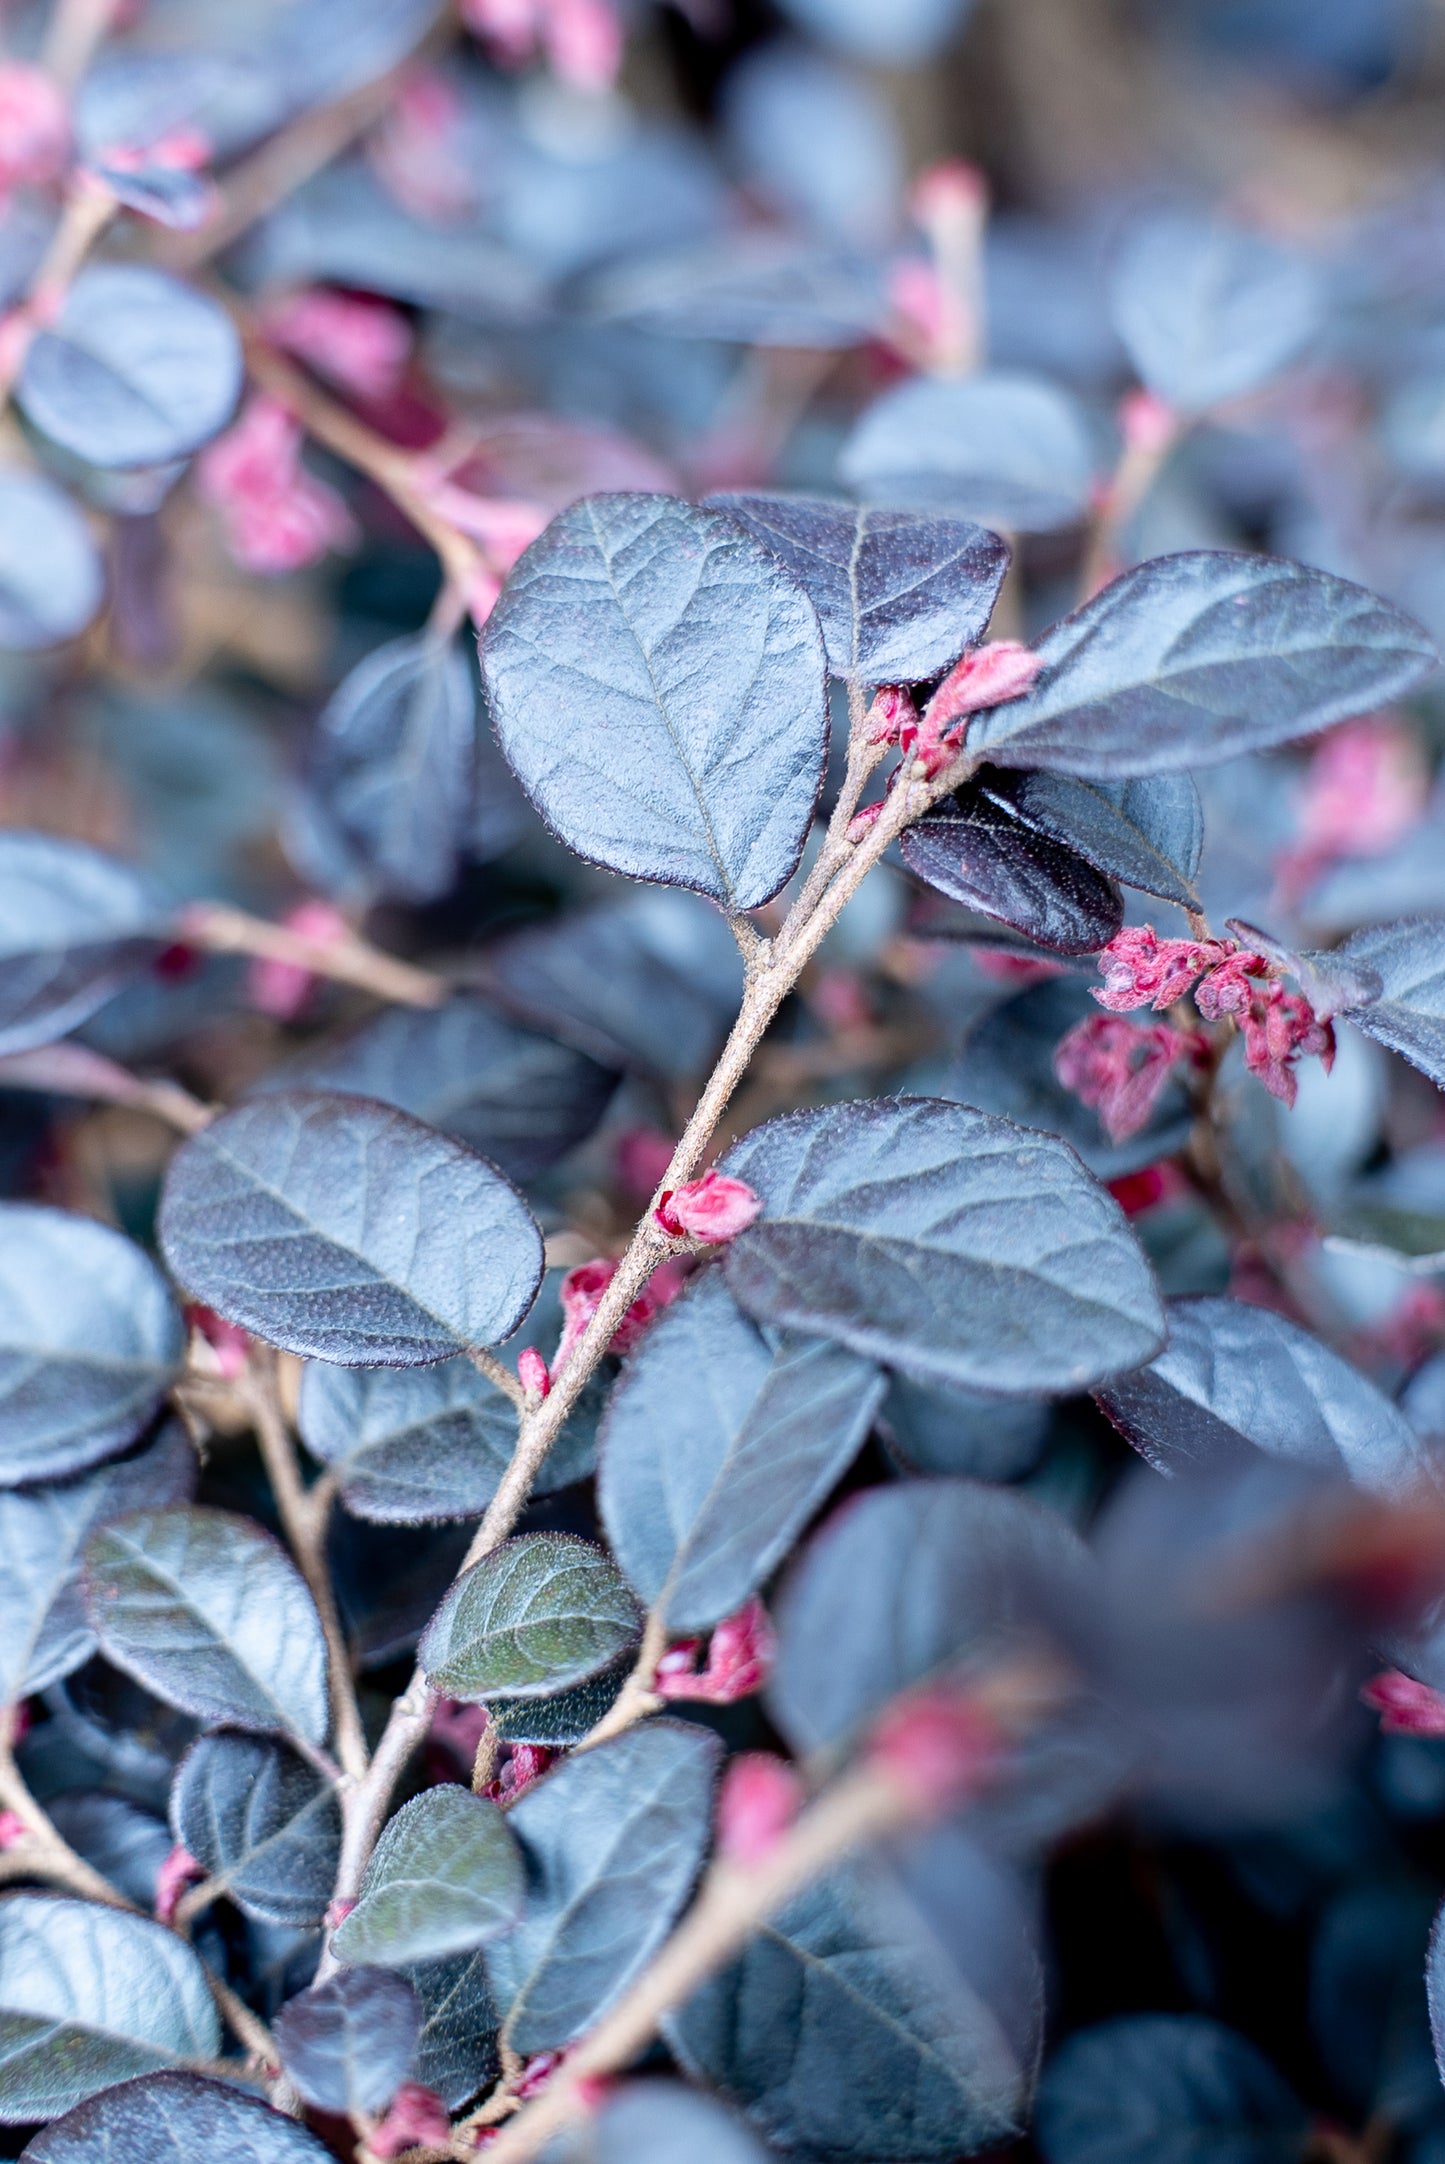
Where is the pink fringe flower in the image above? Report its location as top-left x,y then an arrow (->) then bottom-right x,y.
1093,925 -> 1232,1013
654,1169 -> 761,1244
0,65 -> 69,198
924,641 -> 1041,733
1055,1013 -> 1203,1144
1361,1670 -> 1445,1737
553,1254 -> 688,1374
656,1595 -> 775,1704
1238,981 -> 1334,1108
196,396 -> 357,575
266,288 -> 412,403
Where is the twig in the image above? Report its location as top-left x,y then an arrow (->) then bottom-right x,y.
0,176 -> 116,403
245,1351 -> 369,1784
0,1042 -> 213,1133
40,0 -> 119,88
181,899 -> 447,1009
570,1607 -> 668,1753
468,1346 -> 525,1409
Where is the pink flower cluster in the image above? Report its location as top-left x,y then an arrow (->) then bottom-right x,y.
266,288 -> 412,403
654,1169 -> 761,1244
1361,1669 -> 1445,1736
196,396 -> 357,575
655,1596 -> 775,1704
1054,1014 -> 1204,1144
867,646 -> 1041,782
461,0 -> 624,92
553,1253 -> 689,1373
1089,924 -> 1334,1110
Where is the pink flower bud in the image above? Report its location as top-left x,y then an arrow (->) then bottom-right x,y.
1361,1669 -> 1445,1736
1118,388 -> 1177,458
244,898 -> 350,1019
461,0 -> 542,65
517,1346 -> 550,1400
868,1688 -> 1000,1812
155,1844 -> 204,1925
864,685 -> 916,746
846,802 -> 884,844
0,1811 -> 28,1851
267,288 -> 412,403
487,1742 -> 552,1803
886,259 -> 948,357
0,65 -> 70,196
716,1751 -> 803,1866
654,1169 -> 761,1244
196,397 -> 356,577
925,641 -> 1041,732
657,1596 -> 775,1703
324,1897 -> 357,1931
542,0 -> 624,92
369,2083 -> 452,2158
184,1303 -> 250,1381
909,159 -> 988,228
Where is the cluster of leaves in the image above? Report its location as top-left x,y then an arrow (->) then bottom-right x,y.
12,3 -> 1445,2164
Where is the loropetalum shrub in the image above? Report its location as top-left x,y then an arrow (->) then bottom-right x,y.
15,4 -> 1445,2164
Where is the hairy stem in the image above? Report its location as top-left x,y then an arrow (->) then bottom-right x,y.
572,1606 -> 670,1754
246,1352 -> 369,1783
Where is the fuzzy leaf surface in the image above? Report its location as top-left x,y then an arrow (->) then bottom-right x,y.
158,1089 -> 543,1365
704,492 -> 1008,683
274,1968 -> 421,2116
22,2071 -> 333,2162
901,780 -> 1124,955
1094,1295 -> 1429,1498
485,1721 -> 719,2054
0,1894 -> 218,2121
969,553 -> 1437,777
0,832 -> 167,1056
722,1096 -> 1164,1394
482,493 -> 828,911
170,1733 -> 341,1927
1338,916 -> 1445,1087
333,1787 -> 524,1966
84,1505 -> 330,1743
420,1534 -> 640,1702
599,1270 -> 884,1631
983,768 -> 1203,907
838,371 -> 1095,532
0,1205 -> 183,1487
17,266 -> 240,467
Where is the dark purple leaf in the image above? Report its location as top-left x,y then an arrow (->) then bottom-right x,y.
901,778 -> 1124,955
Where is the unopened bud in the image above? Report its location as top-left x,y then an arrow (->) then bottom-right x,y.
0,65 -> 69,196
369,2084 -> 452,2159
1361,1669 -> 1445,1736
155,1844 -> 204,1925
654,1169 -> 761,1244
716,1751 -> 803,1866
517,1346 -> 550,1401
865,685 -> 916,746
868,1688 -> 1000,1812
1118,387 -> 1177,459
926,641 -> 1041,731
910,158 -> 988,229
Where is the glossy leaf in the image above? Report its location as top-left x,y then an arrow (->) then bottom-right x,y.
666,1857 -> 1034,2159
0,470 -> 104,651
170,1732 -> 341,1927
489,891 -> 743,1081
482,492 -> 828,911
334,1786 -> 524,1967
768,1477 -> 1095,1754
301,633 -> 479,906
838,371 -> 1095,532
1111,212 -> 1322,414
598,1270 -> 885,1632
901,779 -> 1124,955
970,552 -> 1438,777
265,995 -> 617,1183
23,2071 -> 333,2163
0,1205 -> 183,1486
1338,916 -> 1445,1087
0,1893 -> 218,2121
158,1089 -> 544,1365
721,1096 -> 1164,1394
1035,2015 -> 1307,2164
485,1720 -> 719,2054
84,1505 -> 330,1743
0,832 -> 167,1056
274,1968 -> 421,2116
704,492 -> 1008,683
0,1423 -> 195,1705
17,266 -> 241,468
419,1534 -> 640,1701
1094,1295 -> 1429,1497
984,768 -> 1203,908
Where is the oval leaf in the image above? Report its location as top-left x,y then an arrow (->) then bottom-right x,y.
983,768 -> 1203,909
1094,1295 -> 1430,1498
17,265 -> 241,468
484,1720 -> 720,2054
0,1422 -> 195,1705
1338,915 -> 1445,1087
419,1533 -> 640,1702
274,1968 -> 421,2117
598,1270 -> 884,1632
402,1949 -> 498,2112
0,1893 -> 218,2121
721,1096 -> 1164,1394
1111,212 -> 1322,415
158,1089 -> 544,1365
0,470 -> 104,651
84,1505 -> 330,1743
969,552 -> 1438,778
482,492 -> 828,911
23,2070 -> 333,2163
0,1204 -> 184,1486
838,371 -> 1095,533
0,831 -> 167,1055
170,1732 -> 341,1928
901,779 -> 1124,955
332,1785 -> 524,1967
704,492 -> 1008,683
594,2082 -> 770,2164
1035,2015 -> 1306,2164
